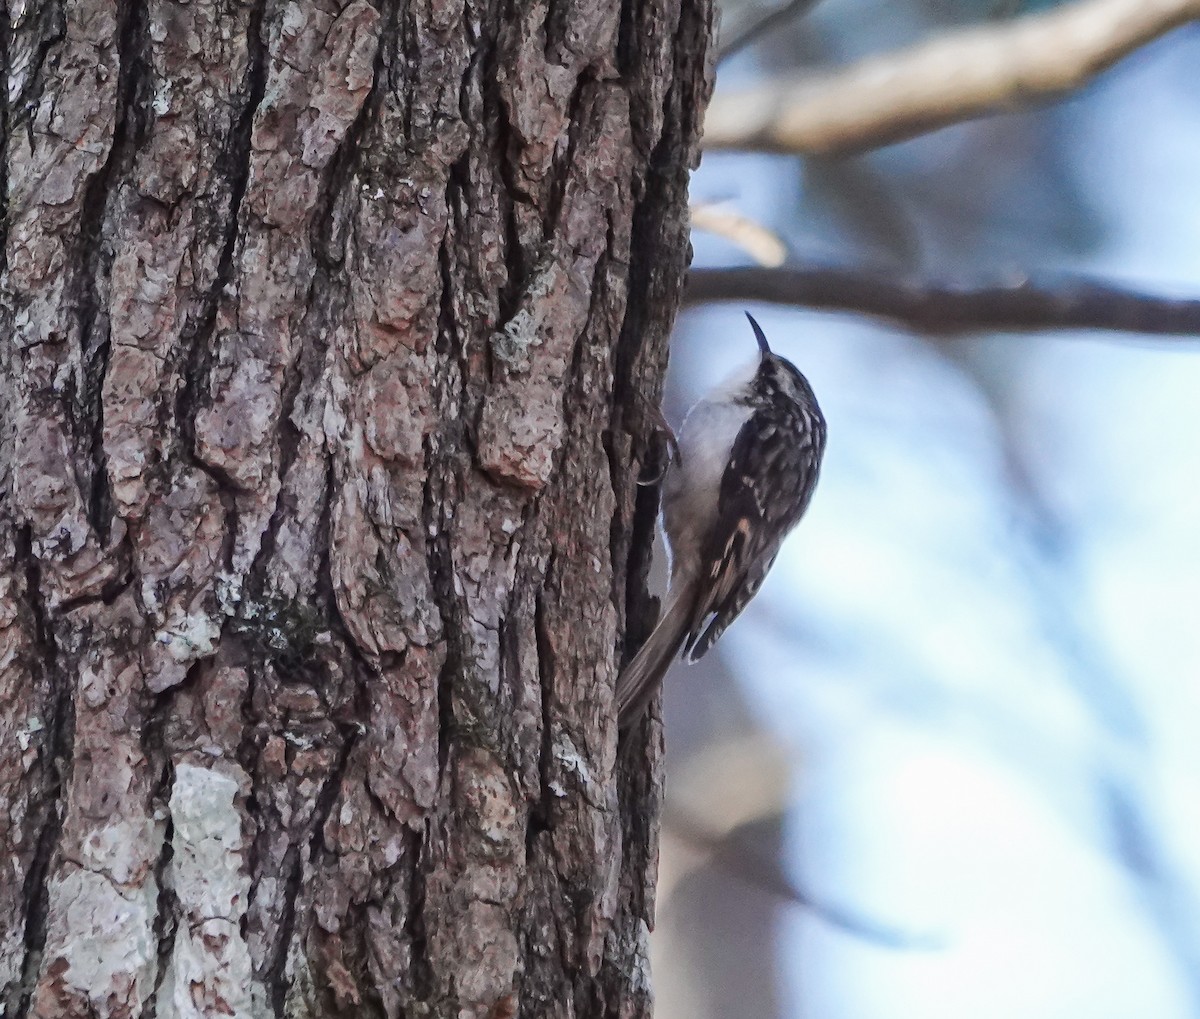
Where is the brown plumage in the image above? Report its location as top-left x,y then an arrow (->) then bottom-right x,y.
616,314 -> 826,729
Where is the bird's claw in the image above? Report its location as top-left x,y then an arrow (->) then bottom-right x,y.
637,403 -> 679,486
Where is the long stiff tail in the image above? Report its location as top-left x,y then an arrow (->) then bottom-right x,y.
616,578 -> 697,729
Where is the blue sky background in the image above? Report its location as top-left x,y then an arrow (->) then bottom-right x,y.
652,10 -> 1200,1017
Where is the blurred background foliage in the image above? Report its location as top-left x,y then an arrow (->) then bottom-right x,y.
654,1 -> 1200,1015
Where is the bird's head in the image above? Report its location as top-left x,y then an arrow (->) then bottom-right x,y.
744,312 -> 821,412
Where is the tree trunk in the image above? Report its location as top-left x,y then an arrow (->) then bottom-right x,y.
0,0 -> 710,1014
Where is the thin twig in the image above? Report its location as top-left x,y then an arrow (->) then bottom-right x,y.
664,807 -> 940,948
704,0 -> 1200,154
690,204 -> 788,266
717,0 -> 823,64
684,265 -> 1200,337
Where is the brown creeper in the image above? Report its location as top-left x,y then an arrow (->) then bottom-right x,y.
616,313 -> 827,728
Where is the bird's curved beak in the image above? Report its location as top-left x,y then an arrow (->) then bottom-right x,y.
745,311 -> 771,356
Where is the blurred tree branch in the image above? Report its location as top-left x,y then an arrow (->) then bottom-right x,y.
684,266 -> 1200,336
704,0 -> 1200,154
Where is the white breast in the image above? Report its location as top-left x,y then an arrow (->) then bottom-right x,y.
660,361 -> 756,580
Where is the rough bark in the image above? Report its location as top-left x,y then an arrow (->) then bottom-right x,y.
0,0 -> 712,1015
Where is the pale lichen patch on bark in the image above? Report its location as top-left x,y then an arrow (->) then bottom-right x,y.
31,866 -> 160,1018
156,762 -> 260,1019
165,764 -> 250,928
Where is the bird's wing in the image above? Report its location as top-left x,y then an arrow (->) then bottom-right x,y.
682,407 -> 821,661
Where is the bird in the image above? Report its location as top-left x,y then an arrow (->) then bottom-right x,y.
616,312 -> 827,729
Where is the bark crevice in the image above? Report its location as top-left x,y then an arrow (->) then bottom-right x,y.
11,530 -> 73,1019
76,0 -> 151,542
174,1 -> 268,480
0,3 -> 11,278
428,238 -> 472,770
531,577 -> 558,837
143,807 -> 178,1019
266,842 -> 304,1018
